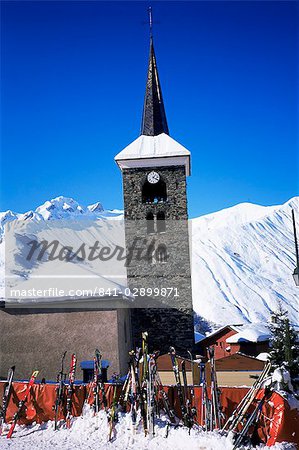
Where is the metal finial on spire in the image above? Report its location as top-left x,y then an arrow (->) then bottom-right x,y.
148,6 -> 153,38
141,8 -> 169,136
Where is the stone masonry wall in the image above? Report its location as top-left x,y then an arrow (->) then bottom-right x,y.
122,165 -> 194,355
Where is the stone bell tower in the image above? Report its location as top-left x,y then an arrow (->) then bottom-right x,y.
115,25 -> 194,355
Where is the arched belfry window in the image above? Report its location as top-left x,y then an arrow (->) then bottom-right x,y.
156,244 -> 168,263
146,212 -> 155,234
157,211 -> 166,233
142,179 -> 167,204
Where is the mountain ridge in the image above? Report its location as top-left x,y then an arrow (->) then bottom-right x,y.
1,196 -> 298,327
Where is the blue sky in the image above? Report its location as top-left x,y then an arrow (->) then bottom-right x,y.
1,1 -> 298,218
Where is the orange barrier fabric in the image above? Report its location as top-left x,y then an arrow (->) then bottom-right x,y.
257,391 -> 299,447
0,382 -> 122,425
0,382 -> 298,446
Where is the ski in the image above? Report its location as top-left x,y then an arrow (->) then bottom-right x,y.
199,361 -> 211,431
208,346 -> 222,430
6,370 -> 39,439
147,352 -> 156,437
181,359 -> 196,430
141,331 -> 149,436
221,361 -> 271,434
0,365 -> 15,435
232,387 -> 271,449
129,351 -> 137,433
152,362 -> 177,425
96,349 -> 108,412
65,353 -> 77,429
133,346 -> 148,434
117,363 -> 131,409
53,351 -> 67,431
108,373 -> 119,441
169,346 -> 189,428
187,350 -> 196,416
93,352 -> 100,414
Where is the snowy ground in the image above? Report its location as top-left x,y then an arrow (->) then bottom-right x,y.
0,408 -> 296,450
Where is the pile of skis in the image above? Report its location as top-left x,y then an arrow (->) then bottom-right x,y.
116,332 -> 177,438
169,346 -> 197,431
0,352 -> 79,437
116,335 -> 198,438
57,349 -> 110,431
0,365 -> 39,438
0,335 -> 198,440
199,346 -> 224,431
0,365 -> 15,436
220,361 -> 272,449
0,340 -> 273,446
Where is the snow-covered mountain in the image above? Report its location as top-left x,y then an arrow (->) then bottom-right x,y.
191,197 -> 299,327
0,197 -> 123,233
0,196 -> 298,327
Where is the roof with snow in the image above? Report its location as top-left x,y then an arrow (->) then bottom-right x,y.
256,352 -> 270,362
197,324 -> 242,343
115,133 -> 190,160
114,134 -> 191,175
197,323 -> 271,345
226,324 -> 271,344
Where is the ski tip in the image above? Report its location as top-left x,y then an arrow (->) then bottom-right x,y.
7,423 -> 16,439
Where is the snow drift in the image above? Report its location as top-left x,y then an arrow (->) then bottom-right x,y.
0,407 -> 295,450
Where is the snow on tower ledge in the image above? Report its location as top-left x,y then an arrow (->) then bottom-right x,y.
114,133 -> 191,176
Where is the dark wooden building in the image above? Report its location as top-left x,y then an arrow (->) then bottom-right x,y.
196,325 -> 270,360
215,353 -> 266,387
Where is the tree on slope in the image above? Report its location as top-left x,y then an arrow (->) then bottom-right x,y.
268,304 -> 299,384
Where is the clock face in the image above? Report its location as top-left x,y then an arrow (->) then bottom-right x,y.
147,171 -> 160,184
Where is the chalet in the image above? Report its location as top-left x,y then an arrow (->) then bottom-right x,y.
215,352 -> 267,387
156,351 -> 267,387
195,324 -> 270,360
156,354 -> 196,385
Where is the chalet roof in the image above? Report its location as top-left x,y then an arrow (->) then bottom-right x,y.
197,324 -> 242,344
226,324 -> 271,344
197,323 -> 270,345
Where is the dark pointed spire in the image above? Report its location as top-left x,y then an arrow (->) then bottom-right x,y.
141,8 -> 169,137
